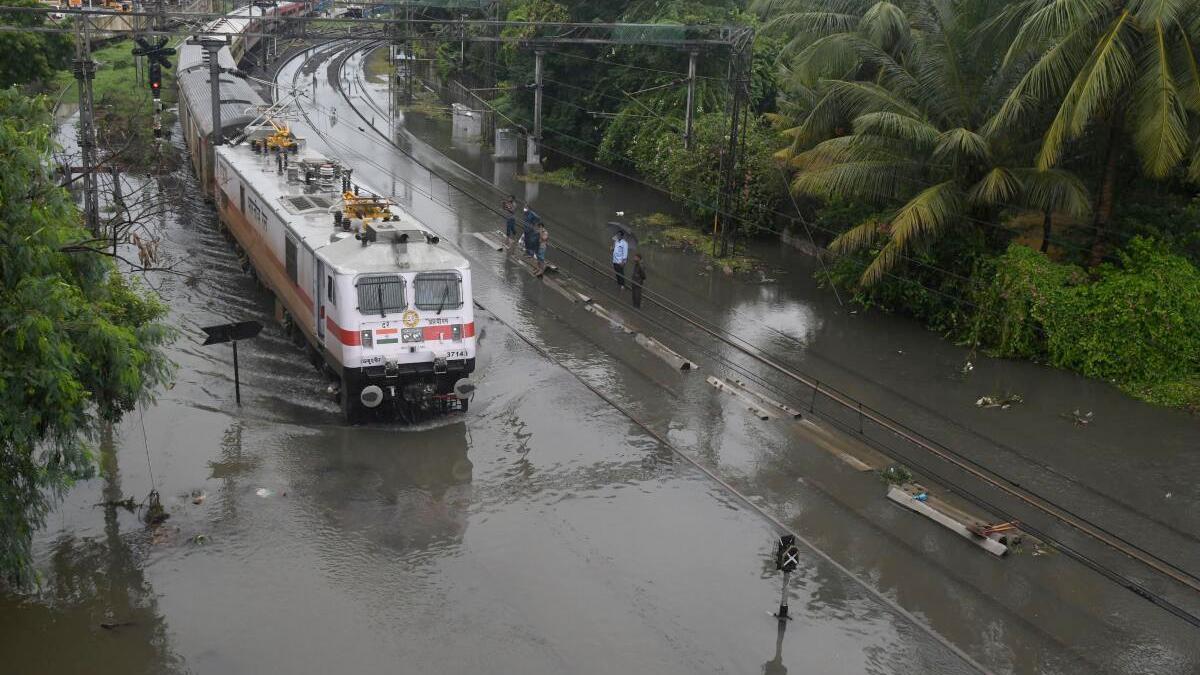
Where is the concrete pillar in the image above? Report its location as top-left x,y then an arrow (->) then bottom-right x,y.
494,127 -> 518,160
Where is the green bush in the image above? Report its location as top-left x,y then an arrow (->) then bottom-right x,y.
967,239 -> 1200,409
968,245 -> 1083,359
1042,238 -> 1200,387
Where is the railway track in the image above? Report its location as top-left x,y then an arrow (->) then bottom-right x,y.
288,40 -> 1200,629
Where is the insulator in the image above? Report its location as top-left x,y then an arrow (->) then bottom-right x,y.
333,210 -> 342,229
276,154 -> 283,174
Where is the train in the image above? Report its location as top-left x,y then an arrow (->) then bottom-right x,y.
175,4 -> 477,422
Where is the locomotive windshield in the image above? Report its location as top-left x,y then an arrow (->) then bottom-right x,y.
356,274 -> 406,316
414,272 -> 462,313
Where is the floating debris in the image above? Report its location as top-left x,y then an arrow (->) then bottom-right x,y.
100,621 -> 136,630
144,490 -> 169,525
960,360 -> 974,375
1068,409 -> 1094,427
190,489 -> 207,505
255,488 -> 274,498
975,393 -> 1023,409
190,533 -> 209,545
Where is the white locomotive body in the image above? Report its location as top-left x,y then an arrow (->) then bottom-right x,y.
177,5 -> 477,422
212,128 -> 476,421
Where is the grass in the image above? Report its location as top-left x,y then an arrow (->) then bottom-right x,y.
1126,379 -> 1200,413
634,212 -> 761,274
51,39 -> 177,105
364,46 -> 392,84
399,88 -> 450,119
515,166 -> 599,191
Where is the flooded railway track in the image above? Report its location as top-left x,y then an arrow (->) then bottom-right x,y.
287,40 -> 1200,629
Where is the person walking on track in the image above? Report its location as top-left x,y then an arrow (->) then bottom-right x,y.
502,195 -> 516,246
612,230 -> 629,289
522,207 -> 540,258
536,222 -> 550,277
631,253 -> 646,308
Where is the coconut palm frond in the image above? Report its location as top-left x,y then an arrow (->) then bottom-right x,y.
852,111 -> 940,147
1017,168 -> 1092,219
1132,20 -> 1190,178
859,1 -> 909,51
765,11 -> 862,39
972,0 -> 1042,51
791,160 -> 909,202
969,167 -> 1023,206
858,237 -> 907,286
984,24 -> 1095,137
1068,11 -> 1136,134
786,88 -> 845,153
791,33 -> 874,84
822,79 -> 925,118
886,180 -> 965,251
1001,0 -> 1110,69
1130,0 -> 1192,25
1190,140 -> 1200,183
934,127 -> 992,163
1176,30 -> 1200,113
828,218 -> 882,254
1037,11 -> 1135,169
791,135 -> 860,170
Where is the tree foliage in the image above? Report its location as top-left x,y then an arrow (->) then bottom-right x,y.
0,0 -> 74,90
0,89 -> 173,584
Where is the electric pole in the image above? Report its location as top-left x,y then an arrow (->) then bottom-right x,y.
527,48 -> 544,168
716,44 -> 750,258
73,15 -> 100,235
188,35 -> 230,146
684,49 -> 697,150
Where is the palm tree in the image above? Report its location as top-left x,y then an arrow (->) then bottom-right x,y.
769,0 -> 1090,284
984,0 -> 1200,260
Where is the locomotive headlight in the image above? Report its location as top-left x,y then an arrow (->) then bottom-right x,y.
360,330 -> 373,348
401,328 -> 422,343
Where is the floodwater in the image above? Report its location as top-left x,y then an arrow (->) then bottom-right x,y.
3,43 -> 1198,674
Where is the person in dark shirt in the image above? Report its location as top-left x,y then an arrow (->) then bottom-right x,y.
502,195 -> 517,245
521,207 -> 540,257
631,253 -> 646,308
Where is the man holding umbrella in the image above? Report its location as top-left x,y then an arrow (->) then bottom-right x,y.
612,230 -> 629,289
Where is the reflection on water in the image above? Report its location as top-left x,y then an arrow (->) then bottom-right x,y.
291,423 -> 473,555
0,429 -> 182,675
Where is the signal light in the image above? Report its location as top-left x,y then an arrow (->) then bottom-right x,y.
149,62 -> 162,97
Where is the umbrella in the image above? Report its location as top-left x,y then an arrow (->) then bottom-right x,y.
605,221 -> 639,249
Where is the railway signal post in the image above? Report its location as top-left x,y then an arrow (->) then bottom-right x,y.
773,534 -> 799,622
202,320 -> 264,406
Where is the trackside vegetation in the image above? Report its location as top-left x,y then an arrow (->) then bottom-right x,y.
0,90 -> 173,584
439,0 -> 1200,410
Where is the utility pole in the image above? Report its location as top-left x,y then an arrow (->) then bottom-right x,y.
684,49 -> 697,150
109,166 -> 123,255
715,45 -> 750,258
527,48 -> 544,168
73,15 -> 101,236
189,35 -> 230,146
